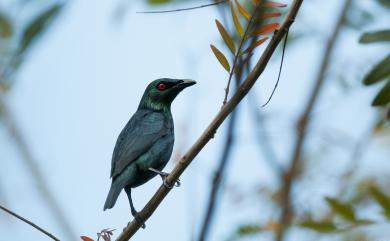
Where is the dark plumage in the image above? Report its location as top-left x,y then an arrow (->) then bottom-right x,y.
103,78 -> 196,221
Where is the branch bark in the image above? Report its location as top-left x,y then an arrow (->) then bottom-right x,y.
0,204 -> 59,241
274,1 -> 352,240
116,1 -> 304,240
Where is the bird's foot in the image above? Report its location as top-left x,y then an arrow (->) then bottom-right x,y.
148,167 -> 181,189
131,210 -> 146,229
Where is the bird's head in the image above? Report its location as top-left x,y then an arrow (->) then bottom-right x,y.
138,78 -> 196,111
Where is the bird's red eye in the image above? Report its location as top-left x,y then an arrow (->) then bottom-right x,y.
157,83 -> 166,91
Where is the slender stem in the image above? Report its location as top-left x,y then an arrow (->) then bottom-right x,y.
0,204 -> 60,241
223,2 -> 262,105
115,1 -> 304,239
274,1 -> 352,241
136,0 -> 228,14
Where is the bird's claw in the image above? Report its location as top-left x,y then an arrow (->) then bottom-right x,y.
149,167 -> 181,189
131,211 -> 146,229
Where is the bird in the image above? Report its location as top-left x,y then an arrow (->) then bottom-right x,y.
103,78 -> 196,225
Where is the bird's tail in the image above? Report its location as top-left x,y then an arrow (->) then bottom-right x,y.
103,181 -> 123,211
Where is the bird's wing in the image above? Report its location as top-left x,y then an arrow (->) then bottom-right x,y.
110,110 -> 169,178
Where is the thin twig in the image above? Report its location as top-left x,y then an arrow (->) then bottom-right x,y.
261,29 -> 289,107
274,1 -> 352,241
136,0 -> 228,14
223,1 -> 263,105
0,204 -> 60,241
115,1 -> 304,239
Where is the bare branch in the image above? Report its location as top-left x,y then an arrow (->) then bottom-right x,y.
136,0 -> 228,14
274,1 -> 352,240
116,1 -> 304,240
0,204 -> 60,241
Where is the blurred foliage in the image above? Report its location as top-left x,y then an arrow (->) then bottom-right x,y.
0,1 -> 63,90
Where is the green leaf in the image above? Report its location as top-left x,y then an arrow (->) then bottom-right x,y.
370,186 -> 390,220
360,30 -> 390,43
300,221 -> 338,233
326,197 -> 356,222
215,20 -> 236,54
372,80 -> 390,106
0,14 -> 12,38
210,44 -> 231,72
235,0 -> 251,21
363,54 -> 390,85
237,224 -> 262,235
229,1 -> 244,37
20,4 -> 62,54
376,0 -> 390,8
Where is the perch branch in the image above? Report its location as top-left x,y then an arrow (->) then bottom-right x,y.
116,1 -> 304,240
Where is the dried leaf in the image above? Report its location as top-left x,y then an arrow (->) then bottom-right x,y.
210,44 -> 231,72
258,12 -> 282,19
80,236 -> 94,241
235,0 -> 251,20
251,23 -> 279,36
261,1 -> 288,8
229,1 -> 244,37
242,37 -> 269,54
215,19 -> 236,54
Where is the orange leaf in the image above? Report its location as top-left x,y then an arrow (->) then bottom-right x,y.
259,12 -> 282,19
229,1 -> 244,37
261,1 -> 287,8
215,19 -> 236,54
251,23 -> 279,36
234,0 -> 251,20
80,236 -> 94,241
241,37 -> 269,55
210,44 -> 231,72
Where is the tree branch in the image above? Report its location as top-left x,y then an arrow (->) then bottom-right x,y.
0,204 -> 59,241
116,1 -> 304,240
136,0 -> 228,14
274,1 -> 352,240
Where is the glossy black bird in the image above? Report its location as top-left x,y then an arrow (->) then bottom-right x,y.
103,78 -> 196,222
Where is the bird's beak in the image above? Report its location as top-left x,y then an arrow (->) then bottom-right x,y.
176,79 -> 196,89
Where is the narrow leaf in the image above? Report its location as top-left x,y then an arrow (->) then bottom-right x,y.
20,4 -> 62,54
258,12 -> 282,19
325,197 -> 356,222
261,1 -> 288,8
363,54 -> 390,85
372,80 -> 390,106
0,14 -> 12,38
210,44 -> 231,72
251,23 -> 280,36
360,29 -> 390,43
300,221 -> 338,233
252,0 -> 287,7
230,1 -> 244,37
235,0 -> 251,20
215,19 -> 236,54
242,37 -> 269,55
80,236 -> 94,241
370,186 -> 390,220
